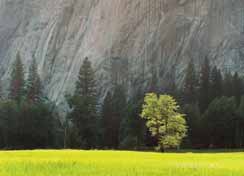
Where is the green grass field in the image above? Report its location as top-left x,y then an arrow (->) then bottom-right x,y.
0,150 -> 244,176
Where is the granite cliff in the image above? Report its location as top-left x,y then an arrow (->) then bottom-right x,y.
0,0 -> 244,113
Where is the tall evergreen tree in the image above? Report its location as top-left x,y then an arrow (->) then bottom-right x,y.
203,97 -> 237,148
233,72 -> 242,105
236,96 -> 244,148
17,100 -> 55,149
0,100 -> 18,148
26,58 -> 42,103
148,69 -> 158,93
183,103 -> 201,148
199,57 -> 210,112
75,57 -> 96,98
10,53 -> 25,102
183,59 -> 198,104
114,85 -> 127,148
0,80 -> 3,100
209,66 -> 223,102
101,92 -> 116,148
223,71 -> 233,97
67,57 -> 97,149
119,91 -> 146,149
101,85 -> 128,149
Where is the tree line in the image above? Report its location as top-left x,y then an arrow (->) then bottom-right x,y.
0,55 -> 150,150
0,53 -> 242,150
182,57 -> 244,148
0,53 -> 58,149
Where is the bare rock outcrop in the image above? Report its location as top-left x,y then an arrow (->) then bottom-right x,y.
0,0 -> 244,113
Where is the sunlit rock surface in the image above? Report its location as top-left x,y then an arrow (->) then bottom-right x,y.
0,0 -> 244,114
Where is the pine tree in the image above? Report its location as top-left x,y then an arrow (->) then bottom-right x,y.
183,103 -> 201,147
237,96 -> 244,148
183,59 -> 198,104
101,92 -> 115,148
119,92 -> 146,149
203,97 -> 237,148
148,69 -> 158,93
113,85 -> 127,148
75,57 -> 96,98
10,52 -> 25,102
101,85 -> 128,149
232,72 -> 242,105
26,58 -> 42,103
223,71 -> 233,97
0,79 -> 3,100
199,57 -> 210,113
0,100 -> 19,148
67,57 -> 97,149
209,66 -> 223,102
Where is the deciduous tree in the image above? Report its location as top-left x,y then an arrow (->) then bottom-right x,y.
141,93 -> 187,150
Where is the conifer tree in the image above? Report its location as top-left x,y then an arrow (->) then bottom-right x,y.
233,72 -> 242,105
101,85 -> 128,149
209,66 -> 223,102
223,71 -> 233,97
183,103 -> 201,147
10,52 -> 25,102
237,96 -> 244,147
75,57 -> 96,98
203,97 -> 237,148
199,57 -> 210,112
67,57 -> 97,149
148,69 -> 158,93
183,59 -> 198,104
0,80 -> 3,100
113,85 -> 127,148
119,93 -> 146,149
26,58 -> 42,103
101,92 -> 115,148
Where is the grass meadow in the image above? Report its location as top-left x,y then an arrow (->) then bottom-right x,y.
0,150 -> 244,176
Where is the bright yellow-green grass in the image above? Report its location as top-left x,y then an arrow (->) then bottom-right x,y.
0,150 -> 244,176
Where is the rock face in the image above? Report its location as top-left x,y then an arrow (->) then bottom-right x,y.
0,0 -> 244,111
